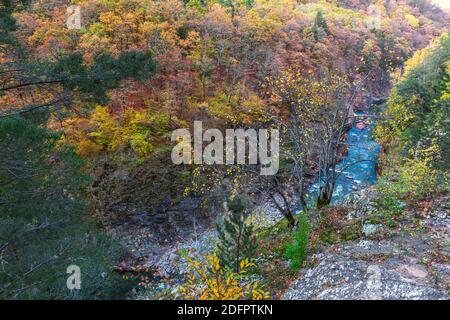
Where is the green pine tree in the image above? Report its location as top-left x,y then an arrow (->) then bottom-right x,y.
312,10 -> 329,41
0,117 -> 132,299
216,194 -> 258,273
0,3 -> 154,298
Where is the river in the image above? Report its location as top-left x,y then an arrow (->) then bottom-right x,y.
137,110 -> 382,297
307,110 -> 381,205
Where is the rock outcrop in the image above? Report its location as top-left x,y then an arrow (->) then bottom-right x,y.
284,193 -> 449,300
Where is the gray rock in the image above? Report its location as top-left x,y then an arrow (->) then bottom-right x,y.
283,246 -> 448,300
283,209 -> 450,300
362,223 -> 380,236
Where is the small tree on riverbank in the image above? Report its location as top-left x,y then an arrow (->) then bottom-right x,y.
269,69 -> 372,208
216,194 -> 258,273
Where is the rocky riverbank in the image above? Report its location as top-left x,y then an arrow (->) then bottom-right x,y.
126,110 -> 384,299
284,189 -> 449,300
128,192 -> 287,299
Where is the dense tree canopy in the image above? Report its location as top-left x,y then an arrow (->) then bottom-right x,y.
0,0 -> 448,300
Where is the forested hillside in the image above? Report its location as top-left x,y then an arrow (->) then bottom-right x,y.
0,0 -> 448,300
285,31 -> 449,300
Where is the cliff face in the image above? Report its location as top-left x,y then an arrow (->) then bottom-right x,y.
284,190 -> 449,300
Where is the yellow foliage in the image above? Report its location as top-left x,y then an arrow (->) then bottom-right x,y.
404,13 -> 420,29
397,158 -> 438,198
70,105 -> 180,158
179,253 -> 270,300
374,92 -> 415,145
379,139 -> 443,200
88,106 -> 119,149
76,139 -> 103,158
200,91 -> 266,125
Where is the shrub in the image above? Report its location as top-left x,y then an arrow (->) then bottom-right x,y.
397,157 -> 438,199
179,253 -> 269,300
76,139 -> 103,157
285,214 -> 310,270
376,141 -> 443,202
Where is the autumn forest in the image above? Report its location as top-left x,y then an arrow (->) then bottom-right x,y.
0,0 -> 449,301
